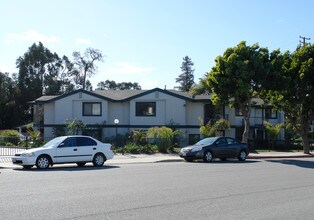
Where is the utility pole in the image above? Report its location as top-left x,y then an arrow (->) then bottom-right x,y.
299,35 -> 311,47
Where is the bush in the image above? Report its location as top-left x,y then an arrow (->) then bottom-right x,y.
113,143 -> 158,154
0,129 -> 20,137
0,130 -> 21,146
147,126 -> 182,153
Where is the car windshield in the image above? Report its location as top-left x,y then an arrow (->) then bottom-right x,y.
42,136 -> 66,148
195,137 -> 219,146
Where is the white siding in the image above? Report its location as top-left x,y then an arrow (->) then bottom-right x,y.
53,92 -> 108,125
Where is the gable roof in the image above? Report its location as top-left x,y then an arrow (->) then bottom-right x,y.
33,88 -> 211,104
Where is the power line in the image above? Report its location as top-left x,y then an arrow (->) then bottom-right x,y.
299,35 -> 311,47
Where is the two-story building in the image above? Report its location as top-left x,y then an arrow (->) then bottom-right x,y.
31,88 -> 284,145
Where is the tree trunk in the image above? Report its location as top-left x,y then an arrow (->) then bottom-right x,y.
241,105 -> 251,144
300,131 -> 310,154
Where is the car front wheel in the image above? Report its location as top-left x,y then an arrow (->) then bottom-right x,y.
36,155 -> 50,169
203,151 -> 213,162
184,158 -> 193,162
238,150 -> 247,161
92,153 -> 106,167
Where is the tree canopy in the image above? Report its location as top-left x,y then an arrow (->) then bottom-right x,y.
264,44 -> 314,153
203,41 -> 271,143
96,80 -> 141,90
72,48 -> 103,90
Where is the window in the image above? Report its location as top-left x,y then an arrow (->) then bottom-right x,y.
83,102 -> 101,116
61,137 -> 77,147
265,108 -> 277,119
215,138 -> 227,146
77,137 -> 97,146
226,137 -> 238,144
136,102 -> 156,116
235,107 -> 243,116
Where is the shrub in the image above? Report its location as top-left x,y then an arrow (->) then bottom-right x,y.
263,121 -> 283,141
199,118 -> 230,137
147,126 -> 182,153
113,143 -> 158,154
131,129 -> 147,145
0,130 -> 21,146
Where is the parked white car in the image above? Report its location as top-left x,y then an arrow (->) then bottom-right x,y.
11,135 -> 114,169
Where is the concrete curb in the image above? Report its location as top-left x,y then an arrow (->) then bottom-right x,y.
248,154 -> 314,159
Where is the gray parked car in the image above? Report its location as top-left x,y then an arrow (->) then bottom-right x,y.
179,137 -> 249,162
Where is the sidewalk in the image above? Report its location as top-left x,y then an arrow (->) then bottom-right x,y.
0,152 -> 313,169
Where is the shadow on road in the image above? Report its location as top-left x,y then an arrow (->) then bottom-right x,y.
13,164 -> 120,172
187,159 -> 261,164
266,159 -> 314,169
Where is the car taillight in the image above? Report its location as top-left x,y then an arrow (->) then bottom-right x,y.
110,145 -> 113,151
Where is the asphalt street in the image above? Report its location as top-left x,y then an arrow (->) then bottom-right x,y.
1,158 -> 314,220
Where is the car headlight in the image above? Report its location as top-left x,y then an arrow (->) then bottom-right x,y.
191,146 -> 203,152
21,152 -> 35,157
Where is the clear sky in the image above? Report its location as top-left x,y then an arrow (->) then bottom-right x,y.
1,0 -> 313,90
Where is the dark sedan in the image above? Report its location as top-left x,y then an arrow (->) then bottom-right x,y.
179,137 -> 249,162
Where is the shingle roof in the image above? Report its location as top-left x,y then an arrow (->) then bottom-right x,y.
33,88 -> 211,103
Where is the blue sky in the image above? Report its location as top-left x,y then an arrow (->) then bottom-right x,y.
1,0 -> 313,89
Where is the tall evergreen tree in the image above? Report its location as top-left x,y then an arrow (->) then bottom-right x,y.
176,56 -> 195,91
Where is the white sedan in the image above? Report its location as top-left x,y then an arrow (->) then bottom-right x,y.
11,135 -> 114,169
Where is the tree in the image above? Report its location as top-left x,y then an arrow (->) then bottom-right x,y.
15,42 -> 76,125
203,41 -> 271,144
265,44 -> 314,154
72,48 -> 103,90
0,72 -> 17,129
96,80 -> 141,90
176,56 -> 195,91
16,42 -> 73,96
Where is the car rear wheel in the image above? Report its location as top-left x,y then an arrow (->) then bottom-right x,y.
36,155 -> 50,169
93,153 -> 106,167
203,151 -> 213,162
238,150 -> 247,161
76,162 -> 86,167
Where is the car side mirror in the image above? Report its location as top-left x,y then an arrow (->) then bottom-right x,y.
58,143 -> 65,148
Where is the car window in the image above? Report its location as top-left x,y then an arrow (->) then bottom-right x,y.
215,138 -> 227,146
61,137 -> 77,147
77,137 -> 97,146
195,137 -> 218,146
226,137 -> 238,145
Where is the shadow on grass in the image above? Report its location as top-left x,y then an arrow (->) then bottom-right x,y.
266,159 -> 314,169
14,164 -> 120,172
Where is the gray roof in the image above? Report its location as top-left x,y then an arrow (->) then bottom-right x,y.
34,88 -> 211,103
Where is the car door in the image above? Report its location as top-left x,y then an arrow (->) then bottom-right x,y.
212,138 -> 229,158
54,137 -> 79,163
76,137 -> 97,162
225,137 -> 241,157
